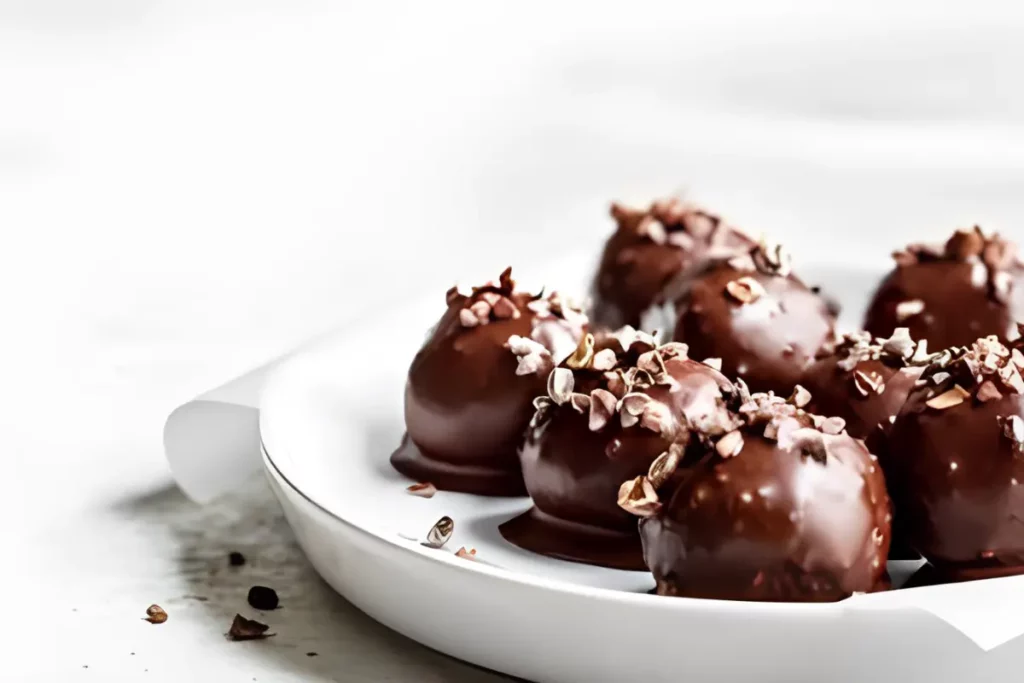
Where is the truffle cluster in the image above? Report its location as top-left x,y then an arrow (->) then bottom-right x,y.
390,197 -> 1024,601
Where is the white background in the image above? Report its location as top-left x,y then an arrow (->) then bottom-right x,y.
5,1 -> 1024,680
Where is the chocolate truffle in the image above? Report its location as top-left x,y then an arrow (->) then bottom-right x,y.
633,389 -> 892,602
864,226 -> 1023,351
499,328 -> 736,570
801,329 -> 928,456
884,334 -> 1024,581
591,198 -> 754,330
667,242 -> 836,395
392,268 -> 586,496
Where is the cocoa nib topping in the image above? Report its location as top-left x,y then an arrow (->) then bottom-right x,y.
228,614 -> 273,641
819,328 -> 933,373
724,276 -> 766,304
611,197 -> 744,250
525,289 -> 589,328
507,335 -> 554,377
617,384 -> 853,517
528,329 -> 695,439
892,227 -> 1019,302
450,267 -> 522,327
750,239 -> 792,277
722,238 -> 794,278
998,415 -> 1024,454
452,268 -> 588,331
919,335 -> 1024,402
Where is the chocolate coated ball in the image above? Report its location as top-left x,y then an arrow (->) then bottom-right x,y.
864,227 -> 1022,351
669,245 -> 835,395
392,269 -> 585,496
884,336 -> 1024,581
591,199 -> 752,330
640,407 -> 890,601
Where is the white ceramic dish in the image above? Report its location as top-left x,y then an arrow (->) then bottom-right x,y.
260,261 -> 1024,682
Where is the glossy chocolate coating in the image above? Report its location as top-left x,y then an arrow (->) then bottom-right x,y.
864,229 -> 1022,351
393,281 -> 583,496
885,355 -> 1024,579
591,200 -> 752,330
802,355 -> 922,456
672,262 -> 835,395
640,427 -> 891,601
501,355 -> 734,570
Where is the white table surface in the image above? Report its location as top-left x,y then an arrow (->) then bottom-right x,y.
8,2 -> 1024,680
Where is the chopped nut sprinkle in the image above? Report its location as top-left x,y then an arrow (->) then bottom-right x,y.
454,547 -> 478,561
647,444 -> 683,489
999,415 -> 1024,454
925,385 -> 970,410
715,430 -> 744,457
405,482 -> 437,498
616,476 -> 661,517
852,370 -> 884,397
725,276 -> 766,304
789,385 -> 812,408
547,367 -> 575,405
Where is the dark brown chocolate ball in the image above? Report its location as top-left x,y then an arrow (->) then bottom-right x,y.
591,199 -> 753,330
669,244 -> 835,395
801,330 -> 926,456
864,227 -> 1023,351
638,395 -> 891,602
884,335 -> 1024,581
499,330 -> 736,570
392,269 -> 585,496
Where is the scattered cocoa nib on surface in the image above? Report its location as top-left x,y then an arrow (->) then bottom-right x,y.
423,516 -> 455,549
227,614 -> 274,641
144,604 -> 167,624
228,551 -> 246,567
405,482 -> 437,498
455,547 -> 478,561
306,652 -> 319,658
247,586 -> 280,611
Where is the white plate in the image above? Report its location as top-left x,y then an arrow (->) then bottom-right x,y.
260,261 -> 1024,682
